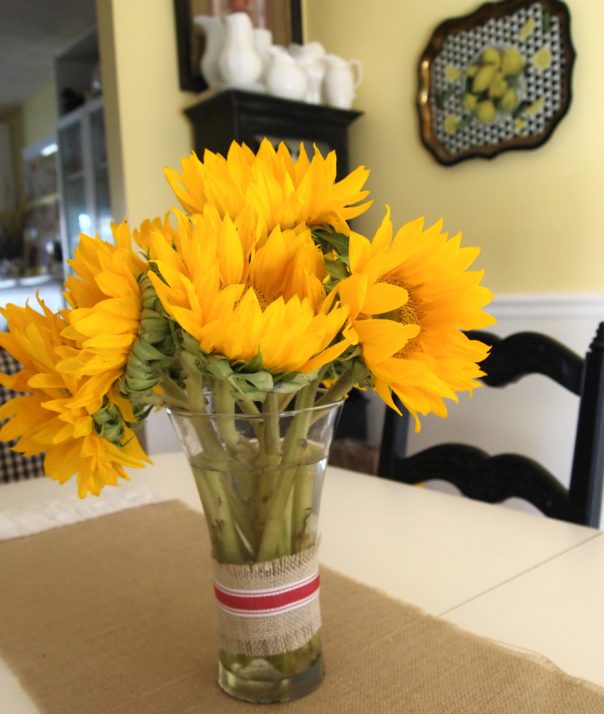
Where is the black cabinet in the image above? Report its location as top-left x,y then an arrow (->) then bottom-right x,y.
185,89 -> 362,177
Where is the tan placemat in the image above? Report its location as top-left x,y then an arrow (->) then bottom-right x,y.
0,500 -> 603,714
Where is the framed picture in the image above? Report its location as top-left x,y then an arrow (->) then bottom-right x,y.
417,0 -> 575,165
174,0 -> 303,92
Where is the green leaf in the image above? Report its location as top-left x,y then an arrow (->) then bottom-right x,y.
238,371 -> 274,390
325,259 -> 350,281
268,371 -> 311,392
181,331 -> 204,358
435,85 -> 458,110
351,359 -> 372,388
207,359 -> 234,380
235,352 -> 264,373
312,228 -> 350,258
512,99 -> 532,118
456,114 -> 473,131
340,344 -> 362,361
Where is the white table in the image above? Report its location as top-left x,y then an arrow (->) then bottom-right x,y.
1,452 -> 603,711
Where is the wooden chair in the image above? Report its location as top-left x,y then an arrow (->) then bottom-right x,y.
377,324 -> 604,527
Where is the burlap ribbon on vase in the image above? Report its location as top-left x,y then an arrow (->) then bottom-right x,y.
213,544 -> 321,656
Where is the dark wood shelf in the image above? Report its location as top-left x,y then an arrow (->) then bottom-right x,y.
185,89 -> 363,178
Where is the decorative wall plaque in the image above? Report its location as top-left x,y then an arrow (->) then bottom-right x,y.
417,0 -> 575,165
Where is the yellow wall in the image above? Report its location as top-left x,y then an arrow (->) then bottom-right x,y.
96,0 -> 194,226
0,83 -> 57,207
21,83 -> 57,148
97,0 -> 602,294
305,0 -> 603,294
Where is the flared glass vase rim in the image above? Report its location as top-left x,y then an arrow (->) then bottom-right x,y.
166,398 -> 344,420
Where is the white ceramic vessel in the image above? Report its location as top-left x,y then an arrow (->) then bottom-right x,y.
253,27 -> 273,82
289,42 -> 327,104
194,15 -> 225,88
323,54 -> 363,109
266,46 -> 308,101
218,12 -> 263,89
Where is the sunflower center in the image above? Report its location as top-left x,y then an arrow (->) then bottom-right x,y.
398,299 -> 419,326
378,277 -> 422,358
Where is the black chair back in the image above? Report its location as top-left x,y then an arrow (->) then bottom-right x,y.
377,324 -> 604,527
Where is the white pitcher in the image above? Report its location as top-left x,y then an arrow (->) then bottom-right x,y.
253,27 -> 273,82
218,12 -> 263,89
289,42 -> 327,104
266,46 -> 308,101
288,41 -> 325,63
323,54 -> 363,109
194,15 -> 225,89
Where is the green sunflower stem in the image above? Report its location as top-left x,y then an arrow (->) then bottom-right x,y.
160,376 -> 190,411
174,363 -> 333,565
213,384 -> 260,545
189,465 -> 225,560
203,468 -> 248,564
181,354 -> 224,464
254,394 -> 282,537
257,381 -> 319,562
291,462 -> 316,552
316,368 -> 354,407
180,354 -> 248,563
262,392 -> 282,455
214,379 -> 242,454
235,397 -> 263,444
236,398 -> 261,417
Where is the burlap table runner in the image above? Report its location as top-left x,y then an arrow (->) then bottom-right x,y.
1,500 -> 602,714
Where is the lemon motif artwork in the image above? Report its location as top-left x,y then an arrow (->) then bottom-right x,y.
437,35 -> 556,141
463,46 -> 525,125
420,0 -> 575,163
532,46 -> 552,71
518,17 -> 536,41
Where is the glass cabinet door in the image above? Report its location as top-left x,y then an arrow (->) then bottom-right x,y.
58,121 -> 84,177
58,120 -> 88,263
57,99 -> 112,271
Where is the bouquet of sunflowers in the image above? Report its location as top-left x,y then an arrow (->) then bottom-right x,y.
0,140 -> 494,700
0,138 -> 495,501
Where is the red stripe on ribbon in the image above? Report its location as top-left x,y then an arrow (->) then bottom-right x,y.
214,573 -> 320,614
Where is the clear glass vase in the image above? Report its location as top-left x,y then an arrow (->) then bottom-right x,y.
169,396 -> 342,704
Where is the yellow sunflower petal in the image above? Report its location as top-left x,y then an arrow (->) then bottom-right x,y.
0,302 -> 149,497
361,282 -> 409,315
339,215 -> 494,429
165,138 -> 371,238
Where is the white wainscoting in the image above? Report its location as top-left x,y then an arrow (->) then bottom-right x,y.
366,293 -> 604,526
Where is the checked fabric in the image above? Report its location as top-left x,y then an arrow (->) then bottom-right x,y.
0,348 -> 45,484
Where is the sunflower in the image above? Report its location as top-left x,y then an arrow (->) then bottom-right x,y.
142,208 -> 348,375
0,301 -> 148,497
59,221 -> 146,385
194,289 -> 349,375
338,209 -> 495,429
139,207 -> 327,308
164,139 -> 372,237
